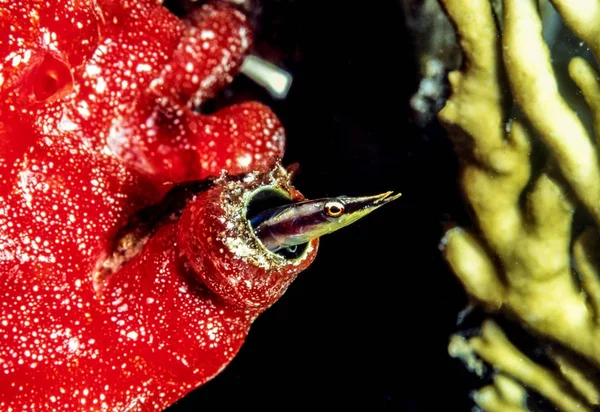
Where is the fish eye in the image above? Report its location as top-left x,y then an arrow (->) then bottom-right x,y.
324,201 -> 344,217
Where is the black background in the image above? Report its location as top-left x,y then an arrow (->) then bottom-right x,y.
164,0 -> 476,410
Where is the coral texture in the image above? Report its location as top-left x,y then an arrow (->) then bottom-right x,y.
0,0 -> 318,410
437,0 -> 600,410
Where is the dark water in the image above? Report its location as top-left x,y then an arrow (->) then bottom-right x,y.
164,1 -> 475,410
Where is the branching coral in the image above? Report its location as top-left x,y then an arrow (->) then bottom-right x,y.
436,0 -> 600,410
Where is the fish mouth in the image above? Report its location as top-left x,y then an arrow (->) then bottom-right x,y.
373,191 -> 402,204
362,191 -> 402,209
342,191 -> 402,214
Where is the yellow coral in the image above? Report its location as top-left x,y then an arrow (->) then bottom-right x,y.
437,0 -> 600,410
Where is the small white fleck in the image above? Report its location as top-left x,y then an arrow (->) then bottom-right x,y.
86,65 -> 101,77
95,77 -> 107,94
236,153 -> 252,168
135,63 -> 151,73
68,337 -> 80,353
200,30 -> 215,40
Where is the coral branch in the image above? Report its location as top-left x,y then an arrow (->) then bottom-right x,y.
549,0 -> 600,54
438,0 -> 532,253
452,321 -> 591,412
472,374 -> 529,412
433,0 -> 600,409
441,227 -> 504,310
573,228 -> 600,323
437,0 -> 505,156
548,347 -> 600,406
439,0 -> 593,348
503,0 -> 600,222
568,57 -> 600,145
